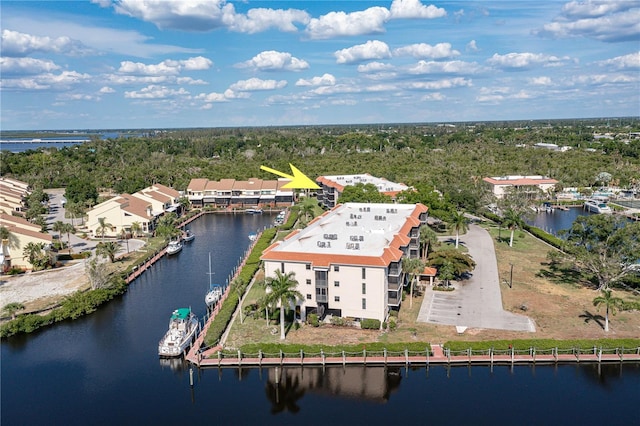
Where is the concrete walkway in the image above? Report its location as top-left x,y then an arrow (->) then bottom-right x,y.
417,224 -> 535,332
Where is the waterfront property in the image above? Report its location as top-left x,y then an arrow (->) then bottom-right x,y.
0,213 -> 53,271
186,177 -> 294,208
315,174 -> 409,208
86,183 -> 181,238
483,175 -> 558,199
260,202 -> 428,324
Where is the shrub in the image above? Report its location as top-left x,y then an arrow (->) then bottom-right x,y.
307,313 -> 319,327
330,316 -> 346,326
388,317 -> 397,331
361,318 -> 381,330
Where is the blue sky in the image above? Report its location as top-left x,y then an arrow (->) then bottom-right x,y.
1,0 -> 639,130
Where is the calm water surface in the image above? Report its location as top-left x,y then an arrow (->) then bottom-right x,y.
2,213 -> 638,425
527,206 -> 593,235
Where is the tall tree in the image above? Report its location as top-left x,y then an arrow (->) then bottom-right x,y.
263,270 -> 302,340
501,208 -> 524,248
438,261 -> 456,287
592,289 -> 625,332
427,249 -> 476,278
97,217 -> 113,241
22,242 -> 49,271
297,197 -> 317,223
96,241 -> 119,263
62,222 -> 76,253
155,213 -> 180,240
337,182 -> 392,204
449,211 -> 468,249
560,215 -> 640,290
419,225 -> 438,260
402,257 -> 425,308
131,221 -> 143,238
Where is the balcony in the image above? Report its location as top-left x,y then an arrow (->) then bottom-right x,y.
387,291 -> 401,306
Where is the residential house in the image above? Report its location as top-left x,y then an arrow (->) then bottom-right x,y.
0,177 -> 30,215
0,213 -> 52,271
315,174 -> 409,208
261,202 -> 429,325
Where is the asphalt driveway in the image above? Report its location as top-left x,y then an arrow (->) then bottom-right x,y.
417,224 -> 535,332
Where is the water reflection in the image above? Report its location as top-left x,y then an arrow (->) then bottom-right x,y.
264,366 -> 403,413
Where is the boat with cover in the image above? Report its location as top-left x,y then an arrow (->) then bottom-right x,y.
166,239 -> 183,255
158,308 -> 199,357
584,199 -> 612,214
183,229 -> 195,242
204,253 -> 223,308
245,207 -> 263,214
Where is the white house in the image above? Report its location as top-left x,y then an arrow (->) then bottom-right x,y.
316,174 -> 409,208
483,175 -> 559,199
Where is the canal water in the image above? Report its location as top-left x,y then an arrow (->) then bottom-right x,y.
2,213 -> 639,425
527,207 -> 594,236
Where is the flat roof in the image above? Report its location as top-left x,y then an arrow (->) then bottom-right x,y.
317,174 -> 408,194
262,202 -> 426,267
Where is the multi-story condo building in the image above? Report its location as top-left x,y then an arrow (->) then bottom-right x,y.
315,174 -> 409,208
0,177 -> 30,215
483,175 -> 559,199
186,177 -> 294,208
261,202 -> 429,325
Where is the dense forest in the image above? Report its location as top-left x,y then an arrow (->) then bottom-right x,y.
1,119 -> 639,214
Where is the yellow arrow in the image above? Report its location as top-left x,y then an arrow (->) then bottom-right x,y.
260,163 -> 320,189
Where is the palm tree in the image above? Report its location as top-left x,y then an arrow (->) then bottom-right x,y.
298,197 -> 317,223
52,220 -> 65,240
263,270 -> 302,340
419,225 -> 438,260
2,302 -> 25,320
0,226 -> 9,271
22,242 -> 49,271
501,208 -> 523,248
119,228 -> 129,253
62,222 -> 76,253
450,211 -> 468,249
402,257 -> 425,308
96,241 -> 119,263
131,221 -> 143,238
593,289 -> 625,332
97,217 -> 113,242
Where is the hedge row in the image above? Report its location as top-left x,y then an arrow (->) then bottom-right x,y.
1,278 -> 127,338
483,211 -> 565,250
444,338 -> 640,352
228,341 -> 432,356
203,228 -> 276,347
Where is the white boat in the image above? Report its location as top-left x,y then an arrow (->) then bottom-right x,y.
248,232 -> 257,242
584,199 -> 612,214
182,229 -> 195,242
158,308 -> 199,357
166,239 -> 183,255
204,253 -> 224,308
245,207 -> 263,214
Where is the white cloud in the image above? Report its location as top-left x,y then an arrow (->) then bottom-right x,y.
113,0 -> 308,33
407,77 -> 472,90
1,70 -> 91,90
306,7 -> 390,39
394,42 -> 460,59
335,40 -> 391,64
1,29 -> 91,57
487,52 -> 571,70
295,73 -> 336,87
537,3 -> 640,42
407,60 -> 481,74
420,92 -> 445,101
124,85 -> 190,99
118,56 -> 212,75
176,77 -> 209,85
389,0 -> 447,19
0,57 -> 61,75
357,62 -> 395,73
196,92 -> 228,103
596,52 -> 640,70
99,86 -> 115,93
466,40 -> 479,52
529,76 -> 553,86
238,51 -> 309,72
229,78 -> 287,92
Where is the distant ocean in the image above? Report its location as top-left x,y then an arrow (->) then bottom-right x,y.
0,139 -> 87,153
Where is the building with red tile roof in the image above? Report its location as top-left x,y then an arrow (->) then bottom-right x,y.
316,174 -> 409,208
483,175 -> 559,199
261,202 -> 429,324
186,177 -> 294,208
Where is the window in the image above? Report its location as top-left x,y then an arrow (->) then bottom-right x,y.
306,279 -> 311,285
306,264 -> 311,270
362,268 -> 366,279
334,281 -> 340,287
280,263 -> 285,273
306,294 -> 312,300
334,265 -> 340,272
362,298 -> 366,310
362,282 -> 366,295
334,296 -> 340,302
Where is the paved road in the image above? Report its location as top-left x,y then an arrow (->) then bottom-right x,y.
417,224 -> 535,332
